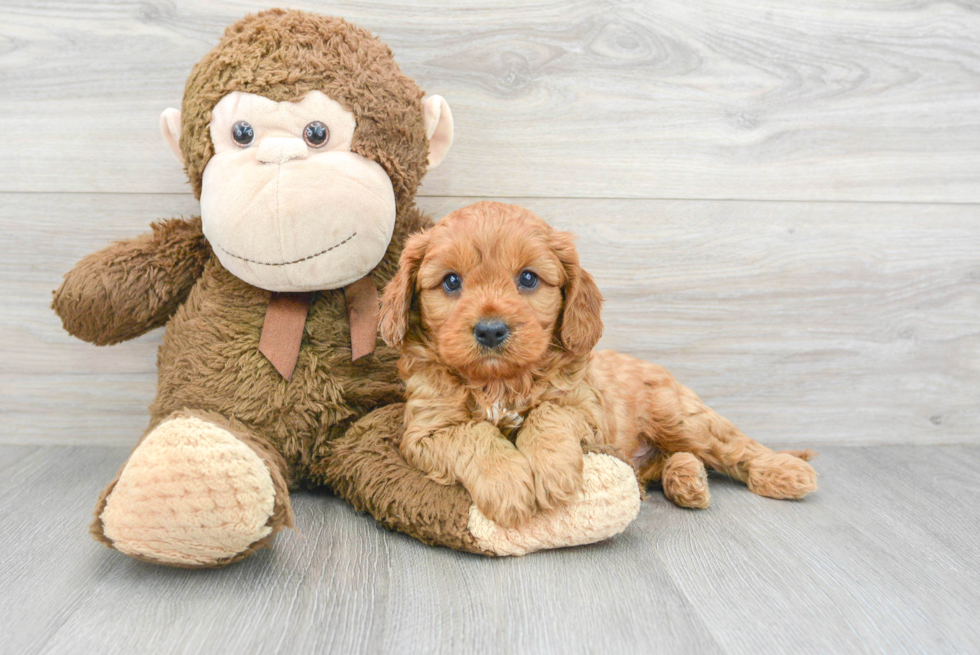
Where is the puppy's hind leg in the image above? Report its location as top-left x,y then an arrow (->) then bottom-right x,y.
672,397 -> 818,500
618,357 -> 818,501
661,452 -> 711,509
634,448 -> 711,509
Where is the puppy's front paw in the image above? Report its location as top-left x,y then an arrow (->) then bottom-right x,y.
467,453 -> 641,556
467,451 -> 536,529
525,441 -> 584,511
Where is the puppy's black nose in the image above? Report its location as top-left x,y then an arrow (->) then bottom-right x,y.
473,320 -> 510,349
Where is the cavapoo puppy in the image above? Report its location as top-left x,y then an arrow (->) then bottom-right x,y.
380,201 -> 817,527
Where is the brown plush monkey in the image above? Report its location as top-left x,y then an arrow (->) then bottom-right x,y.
52,10 -> 640,567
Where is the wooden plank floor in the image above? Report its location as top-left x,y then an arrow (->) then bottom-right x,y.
1,444 -> 977,654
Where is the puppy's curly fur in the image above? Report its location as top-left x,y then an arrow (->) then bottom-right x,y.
380,201 -> 817,527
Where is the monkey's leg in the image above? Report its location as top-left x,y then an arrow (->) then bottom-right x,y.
91,409 -> 293,568
317,404 -> 641,557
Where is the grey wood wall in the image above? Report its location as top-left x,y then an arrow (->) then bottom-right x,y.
1,0 -> 977,446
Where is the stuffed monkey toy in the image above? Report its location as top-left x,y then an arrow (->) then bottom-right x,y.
52,9 -> 640,567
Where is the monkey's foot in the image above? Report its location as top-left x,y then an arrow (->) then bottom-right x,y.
466,453 -> 641,556
93,414 -> 289,567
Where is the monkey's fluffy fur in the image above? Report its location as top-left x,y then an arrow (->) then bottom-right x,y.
380,202 -> 818,525
52,10 -> 492,564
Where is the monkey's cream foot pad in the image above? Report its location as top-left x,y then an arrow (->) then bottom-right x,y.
468,453 -> 641,556
99,416 -> 277,567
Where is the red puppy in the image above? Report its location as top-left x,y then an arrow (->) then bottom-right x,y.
380,201 -> 817,527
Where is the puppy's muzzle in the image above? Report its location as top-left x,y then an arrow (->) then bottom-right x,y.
473,319 -> 509,349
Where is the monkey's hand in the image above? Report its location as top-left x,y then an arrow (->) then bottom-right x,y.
52,217 -> 209,345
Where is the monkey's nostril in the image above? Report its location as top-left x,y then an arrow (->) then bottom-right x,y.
473,320 -> 510,349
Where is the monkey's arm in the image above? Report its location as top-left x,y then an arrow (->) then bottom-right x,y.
52,217 -> 210,345
320,404 -> 641,556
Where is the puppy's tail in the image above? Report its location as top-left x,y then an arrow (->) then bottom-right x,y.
776,448 -> 818,462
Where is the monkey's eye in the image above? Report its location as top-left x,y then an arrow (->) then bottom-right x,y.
304,121 -> 329,148
231,121 -> 254,147
442,272 -> 462,293
517,270 -> 539,290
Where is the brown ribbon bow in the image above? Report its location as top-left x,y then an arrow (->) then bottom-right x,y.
258,277 -> 379,381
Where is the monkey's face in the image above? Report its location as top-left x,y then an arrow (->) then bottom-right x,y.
198,91 -> 397,292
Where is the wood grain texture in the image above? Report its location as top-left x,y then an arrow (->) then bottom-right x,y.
3,192 -> 976,446
641,445 -> 980,654
1,445 -> 978,654
1,0 -> 979,201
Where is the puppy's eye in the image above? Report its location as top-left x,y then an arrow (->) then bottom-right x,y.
517,270 -> 538,290
304,121 -> 329,148
442,272 -> 462,293
231,121 -> 254,147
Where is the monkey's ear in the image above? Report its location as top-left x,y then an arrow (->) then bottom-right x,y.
159,108 -> 184,165
422,96 -> 453,170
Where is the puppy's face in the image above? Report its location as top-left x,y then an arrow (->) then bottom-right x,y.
416,211 -> 563,381
381,202 -> 603,383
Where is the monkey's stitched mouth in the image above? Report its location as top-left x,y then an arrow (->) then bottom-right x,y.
214,232 -> 357,266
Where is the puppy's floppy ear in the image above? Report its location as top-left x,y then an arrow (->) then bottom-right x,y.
380,231 -> 430,347
551,230 -> 603,356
